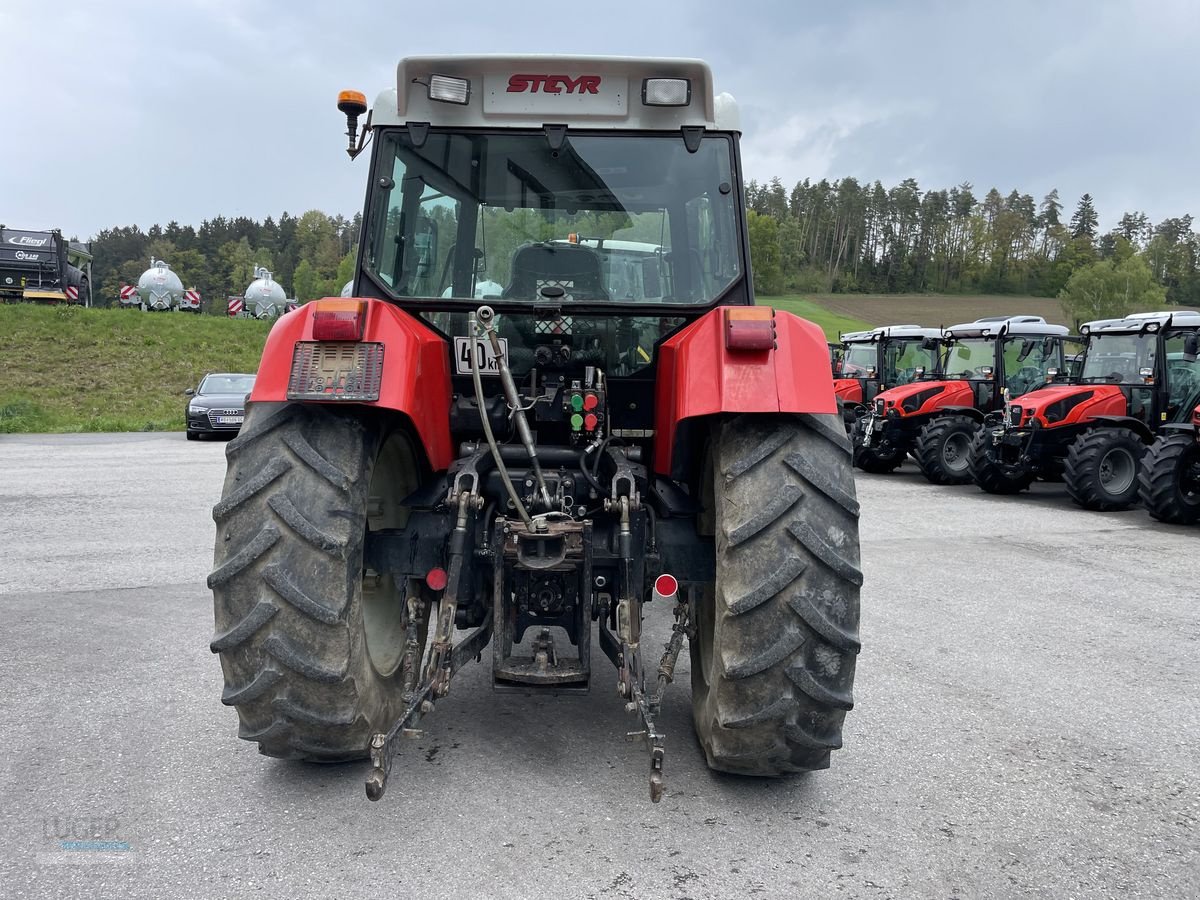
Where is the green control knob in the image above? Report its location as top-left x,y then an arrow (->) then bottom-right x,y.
570,394 -> 584,412
570,413 -> 584,430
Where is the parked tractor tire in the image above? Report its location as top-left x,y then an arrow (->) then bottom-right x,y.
913,415 -> 978,485
1138,433 -> 1200,524
853,443 -> 906,474
967,428 -> 1034,494
691,414 -> 862,776
1064,428 -> 1146,511
208,402 -> 427,761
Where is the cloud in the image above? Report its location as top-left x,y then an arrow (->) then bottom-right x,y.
2,0 -> 1197,237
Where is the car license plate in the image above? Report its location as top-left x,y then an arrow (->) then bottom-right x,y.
215,415 -> 243,426
454,336 -> 508,376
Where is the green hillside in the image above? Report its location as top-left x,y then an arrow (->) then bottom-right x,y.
0,305 -> 270,433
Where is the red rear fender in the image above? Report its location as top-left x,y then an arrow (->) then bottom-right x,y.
249,298 -> 454,470
653,307 -> 836,475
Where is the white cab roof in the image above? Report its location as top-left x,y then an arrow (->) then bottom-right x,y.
370,55 -> 738,131
842,325 -> 943,343
1081,310 -> 1200,334
945,315 -> 1068,338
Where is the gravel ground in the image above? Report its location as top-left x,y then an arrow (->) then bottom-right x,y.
0,432 -> 1195,899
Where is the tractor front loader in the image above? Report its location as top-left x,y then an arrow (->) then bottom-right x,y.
208,56 -> 862,803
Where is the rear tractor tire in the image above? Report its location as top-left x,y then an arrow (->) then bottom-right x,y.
967,427 -> 1034,494
914,415 -> 979,485
1064,428 -> 1146,511
1138,433 -> 1200,524
691,414 -> 862,776
208,402 -> 428,761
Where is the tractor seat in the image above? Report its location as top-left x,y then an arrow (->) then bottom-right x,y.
503,243 -> 609,302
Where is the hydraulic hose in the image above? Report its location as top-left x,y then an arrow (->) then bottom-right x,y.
469,309 -> 534,530
475,306 -> 553,509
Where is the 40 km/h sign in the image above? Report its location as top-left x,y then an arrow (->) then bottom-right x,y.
453,336 -> 508,375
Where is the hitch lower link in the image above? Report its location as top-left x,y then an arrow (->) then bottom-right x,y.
366,491 -> 491,801
612,496 -> 693,803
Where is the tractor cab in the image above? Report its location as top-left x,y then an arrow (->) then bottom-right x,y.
939,315 -> 1072,408
1074,312 -> 1200,427
834,325 -> 943,406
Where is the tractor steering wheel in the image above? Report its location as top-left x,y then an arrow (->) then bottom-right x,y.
1008,366 -> 1047,395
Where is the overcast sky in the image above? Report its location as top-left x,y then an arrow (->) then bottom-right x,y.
3,0 -> 1196,240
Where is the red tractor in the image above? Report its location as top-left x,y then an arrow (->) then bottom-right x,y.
207,56 -> 861,803
834,325 -> 943,429
968,312 -> 1200,509
853,316 -> 1072,482
1139,401 -> 1200,524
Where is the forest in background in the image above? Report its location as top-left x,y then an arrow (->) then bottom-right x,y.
743,177 -> 1198,321
87,211 -> 361,309
82,177 -> 1199,325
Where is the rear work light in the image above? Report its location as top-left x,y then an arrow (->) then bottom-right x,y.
428,74 -> 471,105
642,78 -> 691,107
724,307 -> 776,352
312,299 -> 367,341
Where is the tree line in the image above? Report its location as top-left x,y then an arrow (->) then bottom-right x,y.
744,176 -> 1198,321
85,178 -> 1199,326
88,210 -> 361,309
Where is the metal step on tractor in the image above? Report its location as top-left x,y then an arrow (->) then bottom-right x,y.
852,315 -> 1073,483
207,56 -> 862,803
1139,400 -> 1200,524
834,325 -> 943,431
969,311 -> 1200,509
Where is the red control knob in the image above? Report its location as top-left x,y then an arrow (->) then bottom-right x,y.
583,393 -> 599,411
584,413 -> 598,431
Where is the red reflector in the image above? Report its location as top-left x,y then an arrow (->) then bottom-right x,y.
311,299 -> 366,341
313,311 -> 363,341
653,573 -> 678,601
425,567 -> 448,592
724,307 -> 776,351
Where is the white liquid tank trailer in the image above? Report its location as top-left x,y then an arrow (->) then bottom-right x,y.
245,266 -> 287,318
137,258 -> 185,311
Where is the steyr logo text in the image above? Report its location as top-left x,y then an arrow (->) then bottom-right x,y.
507,74 -> 601,95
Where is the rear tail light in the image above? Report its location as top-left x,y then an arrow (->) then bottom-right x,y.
312,299 -> 366,341
724,307 -> 776,352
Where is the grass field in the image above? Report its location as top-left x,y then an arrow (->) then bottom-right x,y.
0,293 -> 1064,433
0,305 -> 270,433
